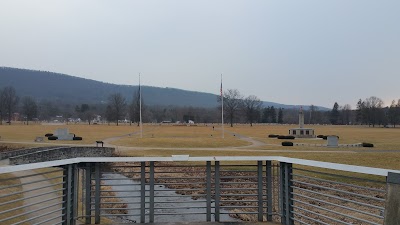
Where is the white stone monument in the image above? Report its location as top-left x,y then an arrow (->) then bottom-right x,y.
327,135 -> 339,148
54,128 -> 74,140
289,107 -> 315,138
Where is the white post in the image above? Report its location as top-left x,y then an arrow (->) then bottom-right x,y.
299,107 -> 304,129
139,73 -> 143,138
221,74 -> 224,139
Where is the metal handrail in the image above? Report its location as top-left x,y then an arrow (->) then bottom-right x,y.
2,156 -> 399,176
0,156 -> 397,225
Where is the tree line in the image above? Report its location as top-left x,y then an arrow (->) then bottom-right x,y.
1,85 -> 400,127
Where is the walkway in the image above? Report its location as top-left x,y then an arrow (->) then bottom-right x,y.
1,159 -> 84,225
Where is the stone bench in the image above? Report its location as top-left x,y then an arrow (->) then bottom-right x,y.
96,141 -> 104,147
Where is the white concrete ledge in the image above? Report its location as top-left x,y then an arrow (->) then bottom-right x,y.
1,156 -> 399,177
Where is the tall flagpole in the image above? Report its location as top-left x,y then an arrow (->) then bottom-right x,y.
221,74 -> 224,139
139,73 -> 143,138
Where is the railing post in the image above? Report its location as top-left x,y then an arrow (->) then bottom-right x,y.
140,162 -> 146,223
149,161 -> 155,223
384,172 -> 400,225
62,164 -> 75,225
266,160 -> 273,222
94,163 -> 101,224
206,161 -> 212,222
280,162 -> 294,225
85,163 -> 92,224
257,161 -> 264,222
73,164 -> 78,225
62,166 -> 68,225
214,161 -> 221,222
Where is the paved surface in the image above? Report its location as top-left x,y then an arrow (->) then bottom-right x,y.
120,222 -> 281,225
12,170 -> 62,225
108,222 -> 280,225
0,159 -> 62,225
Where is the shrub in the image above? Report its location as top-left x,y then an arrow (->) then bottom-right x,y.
45,133 -> 53,137
362,143 -> 374,147
317,135 -> 324,138
48,136 -> 58,140
73,137 -> 83,141
278,135 -> 295,140
268,134 -> 279,138
282,141 -> 294,146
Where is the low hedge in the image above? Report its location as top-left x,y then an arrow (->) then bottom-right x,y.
317,135 -> 324,138
73,137 -> 83,141
48,136 -> 58,140
268,134 -> 279,138
45,133 -> 53,137
277,135 -> 295,140
282,141 -> 294,146
362,143 -> 374,147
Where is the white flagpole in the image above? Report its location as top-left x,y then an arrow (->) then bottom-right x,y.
139,73 -> 143,138
221,74 -> 224,139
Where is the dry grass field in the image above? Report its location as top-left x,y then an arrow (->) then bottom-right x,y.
1,123 -> 399,224
111,124 -> 249,148
0,123 -> 138,145
226,124 -> 400,150
0,123 -> 400,170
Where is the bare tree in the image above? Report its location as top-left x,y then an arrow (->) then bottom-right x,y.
0,88 -> 4,125
219,89 -> 243,127
108,93 -> 127,126
309,105 -> 317,124
105,105 -> 113,126
242,95 -> 262,126
364,96 -> 384,127
75,104 -> 94,125
340,104 -> 352,125
22,96 -> 38,125
1,86 -> 19,124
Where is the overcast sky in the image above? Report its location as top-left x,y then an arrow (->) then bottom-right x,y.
1,0 -> 399,108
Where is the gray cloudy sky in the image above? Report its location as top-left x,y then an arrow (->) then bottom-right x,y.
1,0 -> 399,108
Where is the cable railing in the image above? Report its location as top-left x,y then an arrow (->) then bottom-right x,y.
0,156 -> 399,225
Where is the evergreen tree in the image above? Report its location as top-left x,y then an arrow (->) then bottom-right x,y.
278,108 -> 283,124
355,99 -> 364,124
262,107 -> 271,123
330,102 -> 340,125
270,106 -> 277,123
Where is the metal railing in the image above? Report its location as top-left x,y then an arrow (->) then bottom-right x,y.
0,156 -> 398,225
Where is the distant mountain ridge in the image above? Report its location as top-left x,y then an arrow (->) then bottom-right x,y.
0,67 -> 326,109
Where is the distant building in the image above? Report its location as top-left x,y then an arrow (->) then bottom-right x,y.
12,113 -> 20,121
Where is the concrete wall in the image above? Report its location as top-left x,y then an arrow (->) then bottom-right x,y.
0,146 -> 63,160
384,172 -> 400,225
9,147 -> 115,165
